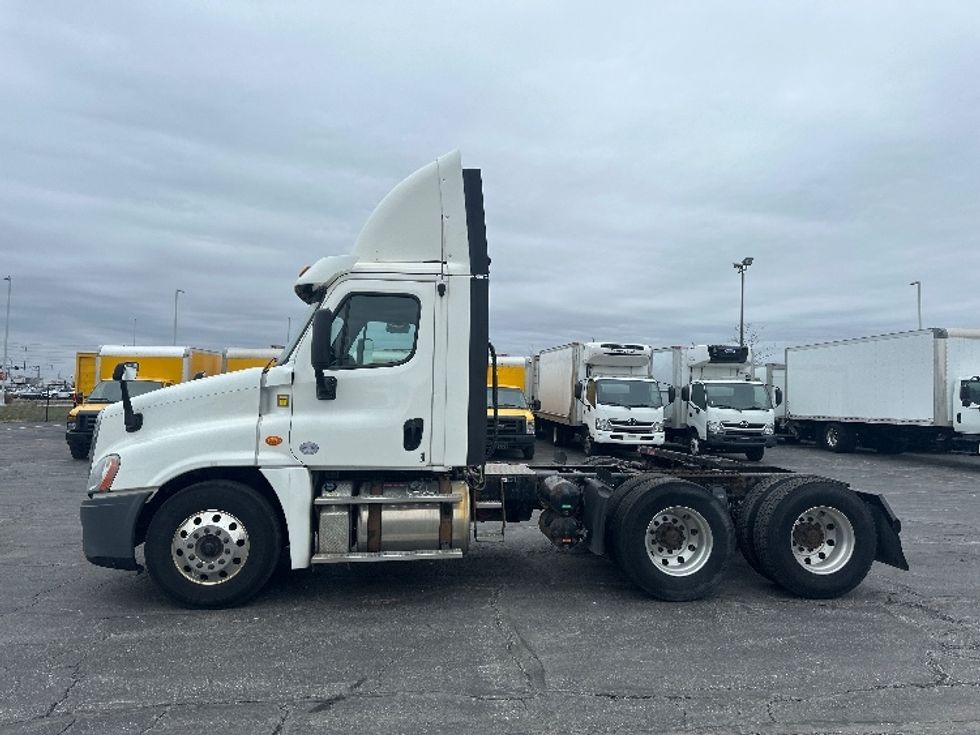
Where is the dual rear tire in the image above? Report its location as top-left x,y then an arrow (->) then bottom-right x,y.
736,477 -> 877,598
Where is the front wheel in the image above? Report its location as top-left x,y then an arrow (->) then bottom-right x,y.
145,480 -> 282,608
521,445 -> 535,460
744,447 -> 765,462
612,480 -> 734,601
752,479 -> 876,599
69,443 -> 90,460
582,433 -> 596,456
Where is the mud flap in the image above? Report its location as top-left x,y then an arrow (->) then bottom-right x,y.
582,478 -> 614,556
855,490 -> 909,571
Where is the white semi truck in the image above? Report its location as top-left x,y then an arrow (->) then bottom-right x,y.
532,342 -> 668,455
651,345 -> 779,462
80,152 -> 906,608
783,329 -> 980,453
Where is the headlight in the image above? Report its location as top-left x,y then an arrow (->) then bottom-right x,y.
525,420 -> 535,435
707,421 -> 723,434
652,421 -> 664,433
763,424 -> 775,436
595,418 -> 612,431
87,454 -> 121,494
67,421 -> 76,431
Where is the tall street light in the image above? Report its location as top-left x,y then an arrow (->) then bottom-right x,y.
173,289 -> 185,345
733,257 -> 754,347
1,276 -> 10,405
910,281 -> 922,329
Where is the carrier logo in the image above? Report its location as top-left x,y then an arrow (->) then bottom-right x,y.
299,441 -> 320,455
739,421 -> 749,428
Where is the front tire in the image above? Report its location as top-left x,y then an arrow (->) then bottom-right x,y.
752,479 -> 876,599
821,423 -> 855,453
744,447 -> 765,462
145,480 -> 282,608
612,480 -> 734,601
688,433 -> 702,457
521,445 -> 535,460
69,443 -> 90,460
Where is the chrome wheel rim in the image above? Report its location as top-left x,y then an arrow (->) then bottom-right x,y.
790,505 -> 854,574
170,509 -> 250,585
645,505 -> 713,577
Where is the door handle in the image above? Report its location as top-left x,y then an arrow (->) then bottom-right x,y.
404,418 -> 424,450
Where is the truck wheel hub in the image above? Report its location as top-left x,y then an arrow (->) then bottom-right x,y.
790,505 -> 855,575
645,506 -> 713,577
170,509 -> 250,586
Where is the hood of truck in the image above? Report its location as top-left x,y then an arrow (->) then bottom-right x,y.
486,407 -> 534,421
92,368 -> 263,491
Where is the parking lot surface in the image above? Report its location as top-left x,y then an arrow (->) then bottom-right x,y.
2,424 -> 979,734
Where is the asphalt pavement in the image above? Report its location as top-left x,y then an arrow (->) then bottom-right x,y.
2,424 -> 979,734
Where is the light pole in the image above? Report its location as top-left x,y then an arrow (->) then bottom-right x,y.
732,257 -> 754,347
910,281 -> 922,329
173,289 -> 185,345
2,276 -> 10,405
132,317 -> 137,346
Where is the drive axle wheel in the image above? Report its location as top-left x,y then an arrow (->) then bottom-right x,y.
145,480 -> 282,608
752,480 -> 876,599
735,476 -> 798,579
612,480 -> 734,601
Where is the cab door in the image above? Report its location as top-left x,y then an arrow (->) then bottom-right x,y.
956,378 -> 980,436
288,279 -> 435,469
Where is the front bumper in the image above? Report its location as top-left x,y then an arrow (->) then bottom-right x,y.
595,430 -> 666,446
80,489 -> 154,571
706,433 -> 776,450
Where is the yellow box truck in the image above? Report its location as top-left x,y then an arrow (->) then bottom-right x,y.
486,355 -> 536,459
222,347 -> 279,373
66,346 -> 222,459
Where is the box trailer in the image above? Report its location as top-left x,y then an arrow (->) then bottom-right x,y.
222,347 -> 280,373
784,329 -> 980,453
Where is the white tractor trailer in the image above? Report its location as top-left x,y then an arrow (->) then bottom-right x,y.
80,152 -> 907,608
784,329 -> 980,453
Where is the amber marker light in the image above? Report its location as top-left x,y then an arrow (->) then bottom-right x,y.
265,436 -> 283,446
297,265 -> 311,277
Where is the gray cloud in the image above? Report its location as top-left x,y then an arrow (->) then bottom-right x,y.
1,1 -> 978,381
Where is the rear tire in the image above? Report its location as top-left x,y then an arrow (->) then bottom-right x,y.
613,480 -> 734,601
145,480 -> 282,608
752,479 -> 876,599
735,476 -> 812,579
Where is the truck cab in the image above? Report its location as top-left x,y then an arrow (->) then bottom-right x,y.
577,373 -> 667,454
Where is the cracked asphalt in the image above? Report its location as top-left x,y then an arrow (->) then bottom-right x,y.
2,424 -> 979,734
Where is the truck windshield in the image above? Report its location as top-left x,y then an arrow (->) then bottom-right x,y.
962,380 -> 980,405
596,380 -> 663,408
86,380 -> 167,404
705,383 -> 772,411
486,387 -> 528,409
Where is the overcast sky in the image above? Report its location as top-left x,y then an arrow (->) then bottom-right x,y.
2,2 -> 979,382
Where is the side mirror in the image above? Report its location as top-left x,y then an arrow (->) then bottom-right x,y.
532,399 -> 541,411
774,387 -> 783,407
310,309 -> 335,370
574,382 -> 583,400
667,386 -> 676,404
112,362 -> 138,382
111,362 -> 142,433
680,385 -> 690,403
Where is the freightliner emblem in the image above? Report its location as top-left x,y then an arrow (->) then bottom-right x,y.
299,442 -> 320,455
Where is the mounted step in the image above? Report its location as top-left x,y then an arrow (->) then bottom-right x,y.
312,549 -> 464,564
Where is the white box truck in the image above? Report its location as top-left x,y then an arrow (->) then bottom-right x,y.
651,345 -> 779,462
532,342 -> 668,455
784,329 -> 980,453
79,152 -> 906,608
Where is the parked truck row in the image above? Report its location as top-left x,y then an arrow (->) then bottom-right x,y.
80,151 -> 907,609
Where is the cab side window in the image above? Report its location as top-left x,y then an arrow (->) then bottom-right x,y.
330,294 -> 420,368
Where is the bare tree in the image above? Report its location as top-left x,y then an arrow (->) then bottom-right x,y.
729,322 -> 774,366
